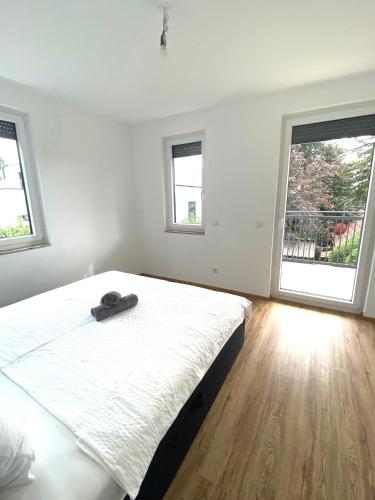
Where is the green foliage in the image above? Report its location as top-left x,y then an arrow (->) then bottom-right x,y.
0,218 -> 31,239
328,233 -> 361,266
287,139 -> 374,212
286,138 -> 372,268
331,140 -> 374,210
299,142 -> 343,164
331,164 -> 356,210
181,213 -> 200,225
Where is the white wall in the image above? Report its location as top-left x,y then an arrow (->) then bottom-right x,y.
364,251 -> 375,317
2,73 -> 374,317
0,79 -> 139,307
131,72 -> 375,317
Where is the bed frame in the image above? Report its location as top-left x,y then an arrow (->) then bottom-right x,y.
125,320 -> 245,500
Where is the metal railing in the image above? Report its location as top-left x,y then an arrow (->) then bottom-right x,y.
283,211 -> 364,268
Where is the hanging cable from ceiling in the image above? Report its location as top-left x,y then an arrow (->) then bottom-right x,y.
160,6 -> 169,52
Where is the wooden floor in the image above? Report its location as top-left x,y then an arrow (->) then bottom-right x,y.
165,298 -> 375,500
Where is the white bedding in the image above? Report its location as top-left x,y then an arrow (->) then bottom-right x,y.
0,373 -> 124,500
0,271 -> 251,499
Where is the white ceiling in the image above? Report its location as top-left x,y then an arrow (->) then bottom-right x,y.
1,0 -> 375,123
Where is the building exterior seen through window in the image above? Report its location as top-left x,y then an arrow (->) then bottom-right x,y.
165,134 -> 205,233
0,112 -> 47,253
0,132 -> 31,239
172,141 -> 202,226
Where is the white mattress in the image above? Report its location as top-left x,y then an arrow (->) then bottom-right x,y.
0,271 -> 251,499
0,373 -> 124,500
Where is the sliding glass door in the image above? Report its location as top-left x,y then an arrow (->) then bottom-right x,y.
272,107 -> 375,311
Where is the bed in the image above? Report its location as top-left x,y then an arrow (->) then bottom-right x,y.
0,271 -> 251,500
0,372 -> 124,500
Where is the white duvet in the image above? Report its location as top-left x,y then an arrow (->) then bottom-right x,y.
0,272 -> 251,499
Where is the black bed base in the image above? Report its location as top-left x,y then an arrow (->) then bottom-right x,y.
125,320 -> 245,500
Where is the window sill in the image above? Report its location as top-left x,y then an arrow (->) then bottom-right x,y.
0,241 -> 51,256
165,229 -> 205,236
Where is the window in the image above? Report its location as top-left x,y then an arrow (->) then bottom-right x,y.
164,133 -> 205,233
188,201 -> 196,217
0,109 -> 48,254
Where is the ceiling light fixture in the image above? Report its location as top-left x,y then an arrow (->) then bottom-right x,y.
160,6 -> 169,52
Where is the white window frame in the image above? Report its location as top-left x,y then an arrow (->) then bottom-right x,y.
163,131 -> 205,234
0,108 -> 48,254
271,101 -> 375,313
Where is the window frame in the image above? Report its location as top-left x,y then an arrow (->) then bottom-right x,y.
164,131 -> 205,234
271,102 -> 375,313
0,108 -> 48,254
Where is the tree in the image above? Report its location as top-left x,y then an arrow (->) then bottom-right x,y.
284,138 -> 374,267
286,143 -> 341,211
330,163 -> 354,211
181,213 -> 200,224
287,139 -> 374,212
350,139 -> 374,209
331,139 -> 374,210
0,157 -> 5,180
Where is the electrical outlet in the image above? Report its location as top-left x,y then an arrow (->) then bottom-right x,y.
212,268 -> 219,274
212,219 -> 220,226
255,221 -> 264,229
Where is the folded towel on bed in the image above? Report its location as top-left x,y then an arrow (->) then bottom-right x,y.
100,291 -> 121,309
91,294 -> 138,321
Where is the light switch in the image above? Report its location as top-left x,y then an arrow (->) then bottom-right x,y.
256,221 -> 264,229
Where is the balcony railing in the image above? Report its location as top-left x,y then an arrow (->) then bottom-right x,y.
283,211 -> 364,268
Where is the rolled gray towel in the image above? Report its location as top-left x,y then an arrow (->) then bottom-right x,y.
100,291 -> 121,309
91,294 -> 138,321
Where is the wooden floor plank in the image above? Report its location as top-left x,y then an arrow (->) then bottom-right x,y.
164,299 -> 375,500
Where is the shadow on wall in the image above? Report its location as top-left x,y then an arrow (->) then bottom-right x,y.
0,241 -> 138,309
83,240 -> 139,281
83,262 -> 95,279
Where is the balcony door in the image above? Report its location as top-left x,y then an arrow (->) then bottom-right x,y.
272,106 -> 375,312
